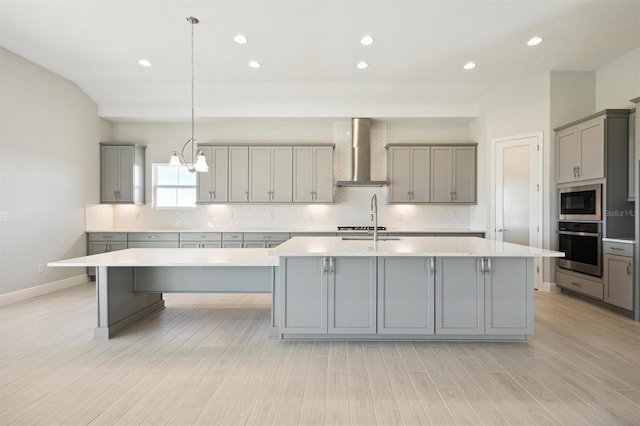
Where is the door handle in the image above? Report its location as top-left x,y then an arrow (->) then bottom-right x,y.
485,258 -> 491,274
628,262 -> 632,275
329,257 -> 335,273
478,258 -> 485,273
322,258 -> 328,272
429,257 -> 435,275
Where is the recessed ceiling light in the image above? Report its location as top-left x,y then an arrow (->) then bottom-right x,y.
360,35 -> 374,46
357,61 -> 369,69
138,59 -> 152,67
234,34 -> 248,44
527,36 -> 543,46
249,60 -> 261,68
463,62 -> 476,70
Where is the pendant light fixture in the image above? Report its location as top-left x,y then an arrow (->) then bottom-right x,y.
169,16 -> 208,173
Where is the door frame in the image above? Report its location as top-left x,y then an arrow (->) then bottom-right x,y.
490,132 -> 544,289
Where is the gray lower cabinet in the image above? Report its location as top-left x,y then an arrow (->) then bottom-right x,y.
281,257 -> 327,334
435,257 -> 532,335
378,257 -> 435,334
281,256 -> 376,335
328,257 -> 376,334
243,232 -> 289,248
484,257 -> 532,334
603,242 -> 634,310
435,258 -> 484,334
179,232 -> 223,248
127,232 -> 180,248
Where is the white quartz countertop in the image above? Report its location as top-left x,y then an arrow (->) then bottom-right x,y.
268,237 -> 564,258
48,248 -> 279,267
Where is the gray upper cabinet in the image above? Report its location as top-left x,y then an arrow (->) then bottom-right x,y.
430,145 -> 476,203
556,116 -> 605,183
249,146 -> 293,202
378,257 -> 435,335
228,146 -> 249,202
196,146 -> 228,203
100,143 -> 145,204
293,146 -> 334,203
387,146 -> 430,203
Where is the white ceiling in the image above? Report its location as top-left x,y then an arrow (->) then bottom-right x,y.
1,0 -> 639,120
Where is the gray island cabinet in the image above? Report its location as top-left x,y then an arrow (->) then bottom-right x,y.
273,236 -> 559,341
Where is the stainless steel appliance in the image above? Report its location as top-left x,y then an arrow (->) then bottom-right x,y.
557,221 -> 602,277
558,184 -> 602,221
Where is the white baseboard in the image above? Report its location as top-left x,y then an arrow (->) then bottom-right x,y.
0,275 -> 89,306
540,281 -> 561,293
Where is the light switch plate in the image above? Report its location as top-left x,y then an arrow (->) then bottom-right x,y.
0,212 -> 8,222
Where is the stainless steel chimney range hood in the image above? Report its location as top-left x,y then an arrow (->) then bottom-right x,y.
336,118 -> 387,187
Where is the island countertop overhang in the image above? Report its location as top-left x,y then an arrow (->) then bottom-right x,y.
268,236 -> 564,258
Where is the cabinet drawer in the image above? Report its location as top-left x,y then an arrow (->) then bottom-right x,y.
603,242 -> 633,257
222,232 -> 243,241
243,232 -> 289,241
179,232 -> 222,242
556,271 -> 603,299
128,232 -> 179,242
88,232 -> 127,241
128,241 -> 180,248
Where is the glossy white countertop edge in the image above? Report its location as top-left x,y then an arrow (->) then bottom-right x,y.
85,228 -> 487,234
268,237 -> 565,258
48,248 -> 279,267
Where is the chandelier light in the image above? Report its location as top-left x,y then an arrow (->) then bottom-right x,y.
169,16 -> 208,173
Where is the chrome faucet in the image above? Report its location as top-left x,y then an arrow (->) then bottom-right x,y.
370,193 -> 378,243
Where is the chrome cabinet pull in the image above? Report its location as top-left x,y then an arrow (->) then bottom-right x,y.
478,258 -> 485,273
485,258 -> 491,274
322,257 -> 329,272
571,281 -> 583,288
148,235 -> 159,239
628,262 -> 632,275
329,257 -> 335,273
245,191 -> 249,200
429,257 -> 435,275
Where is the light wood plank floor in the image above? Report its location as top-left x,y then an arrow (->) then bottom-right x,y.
1,283 -> 639,425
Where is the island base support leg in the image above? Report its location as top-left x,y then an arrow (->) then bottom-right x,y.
94,266 -> 165,339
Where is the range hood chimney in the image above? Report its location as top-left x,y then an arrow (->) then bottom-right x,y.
336,118 -> 387,187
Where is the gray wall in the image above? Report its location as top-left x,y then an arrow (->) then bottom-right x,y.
0,48 -> 109,294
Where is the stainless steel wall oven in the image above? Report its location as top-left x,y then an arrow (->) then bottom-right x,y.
557,221 -> 602,277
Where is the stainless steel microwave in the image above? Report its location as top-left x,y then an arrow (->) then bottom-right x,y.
558,184 -> 602,221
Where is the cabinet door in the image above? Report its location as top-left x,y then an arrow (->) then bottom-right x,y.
411,147 -> 430,202
484,258 -> 532,334
271,146 -> 293,202
249,146 -> 271,202
282,257 -> 327,334
100,145 -> 119,202
181,243 -> 201,248
578,117 -> 605,181
313,147 -> 334,202
556,127 -> 579,183
435,257 -> 484,334
117,146 -> 135,202
293,147 -> 314,202
604,254 -> 633,310
89,242 -> 126,254
430,147 -> 453,202
388,147 -> 412,202
328,257 -> 376,334
196,146 -> 214,202
378,257 -> 434,334
197,146 -> 229,203
628,111 -> 635,200
452,147 -> 475,203
228,146 -> 249,202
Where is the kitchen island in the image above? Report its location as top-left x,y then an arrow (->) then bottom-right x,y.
49,237 -> 562,341
270,236 -> 563,341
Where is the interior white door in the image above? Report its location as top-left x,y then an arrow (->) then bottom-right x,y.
493,133 -> 543,289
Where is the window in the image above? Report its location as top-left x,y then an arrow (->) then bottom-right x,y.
152,164 -> 197,209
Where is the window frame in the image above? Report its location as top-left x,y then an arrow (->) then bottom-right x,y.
151,163 -> 198,210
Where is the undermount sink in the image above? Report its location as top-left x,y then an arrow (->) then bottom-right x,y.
341,236 -> 400,241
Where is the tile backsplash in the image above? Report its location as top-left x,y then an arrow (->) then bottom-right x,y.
88,187 -> 471,231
